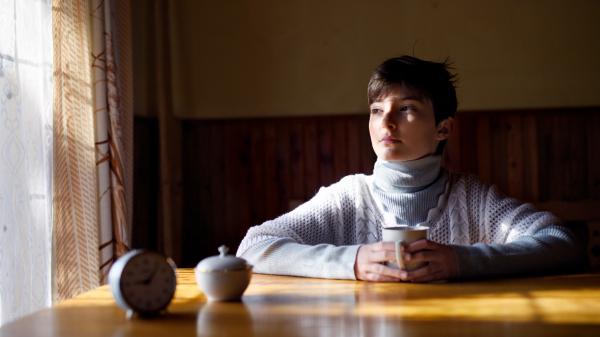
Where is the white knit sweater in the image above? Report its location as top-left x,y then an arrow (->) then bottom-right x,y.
237,172 -> 586,280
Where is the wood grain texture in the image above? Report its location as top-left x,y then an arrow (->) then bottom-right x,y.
304,121 -> 320,198
333,120 -> 349,183
459,117 -> 478,175
209,123 -> 227,257
224,123 -> 252,247
181,122 -> 211,268
347,118 -> 361,175
550,114 -> 588,200
490,116 -> 509,194
264,123 -> 278,220
276,123 -> 291,215
3,269 -> 600,337
537,114 -> 553,202
476,117 -> 492,184
319,120 -> 334,188
443,115 -> 460,173
251,123 -> 267,226
290,123 -> 305,201
588,113 -> 600,199
359,116 -> 376,175
522,115 -> 539,201
507,115 -> 523,200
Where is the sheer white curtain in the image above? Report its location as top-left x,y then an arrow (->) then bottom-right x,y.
0,0 -> 53,324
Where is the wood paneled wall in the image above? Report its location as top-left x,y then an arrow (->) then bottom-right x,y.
179,116 -> 376,267
133,107 -> 600,267
444,108 -> 600,202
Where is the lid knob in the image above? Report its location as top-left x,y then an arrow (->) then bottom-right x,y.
196,244 -> 249,272
218,245 -> 229,257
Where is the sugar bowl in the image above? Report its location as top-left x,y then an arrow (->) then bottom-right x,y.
194,245 -> 253,301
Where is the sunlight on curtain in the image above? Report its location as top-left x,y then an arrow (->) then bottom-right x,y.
91,0 -> 134,283
0,0 -> 53,324
53,0 -> 100,302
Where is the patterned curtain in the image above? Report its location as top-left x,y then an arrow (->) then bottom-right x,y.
0,0 -> 132,316
53,0 -> 134,303
53,0 -> 100,302
90,0 -> 134,284
0,0 -> 53,324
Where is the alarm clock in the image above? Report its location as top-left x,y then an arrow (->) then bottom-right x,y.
108,250 -> 177,318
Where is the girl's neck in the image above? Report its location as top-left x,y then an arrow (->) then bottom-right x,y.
373,155 -> 442,193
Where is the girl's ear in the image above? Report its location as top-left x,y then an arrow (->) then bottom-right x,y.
435,117 -> 454,141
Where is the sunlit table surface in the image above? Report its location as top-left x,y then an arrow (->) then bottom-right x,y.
1,269 -> 600,336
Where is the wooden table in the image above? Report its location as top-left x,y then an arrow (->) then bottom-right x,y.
1,269 -> 600,336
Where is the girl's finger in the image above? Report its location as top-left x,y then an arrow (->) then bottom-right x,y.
364,272 -> 401,283
405,250 -> 443,263
404,239 -> 437,253
401,263 -> 435,281
370,249 -> 399,263
411,271 -> 444,283
364,262 -> 404,279
370,241 -> 397,252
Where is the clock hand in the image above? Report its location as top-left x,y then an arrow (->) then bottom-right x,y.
137,261 -> 158,285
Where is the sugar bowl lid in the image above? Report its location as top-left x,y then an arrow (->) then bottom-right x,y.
196,245 -> 249,272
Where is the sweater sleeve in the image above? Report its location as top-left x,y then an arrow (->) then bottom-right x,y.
450,181 -> 588,279
236,176 -> 361,280
451,225 -> 588,279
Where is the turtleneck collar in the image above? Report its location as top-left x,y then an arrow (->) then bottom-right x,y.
373,155 -> 442,193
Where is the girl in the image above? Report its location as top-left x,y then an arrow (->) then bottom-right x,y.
236,56 -> 587,283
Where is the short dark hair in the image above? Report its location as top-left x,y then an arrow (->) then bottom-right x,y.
368,55 -> 458,125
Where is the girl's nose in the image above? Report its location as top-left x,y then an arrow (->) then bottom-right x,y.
382,111 -> 397,130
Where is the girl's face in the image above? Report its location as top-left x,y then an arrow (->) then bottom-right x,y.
369,88 -> 453,162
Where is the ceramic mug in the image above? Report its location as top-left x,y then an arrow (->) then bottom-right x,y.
382,226 -> 429,271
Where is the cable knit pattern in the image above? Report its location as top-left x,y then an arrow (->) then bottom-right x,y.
237,173 -> 587,280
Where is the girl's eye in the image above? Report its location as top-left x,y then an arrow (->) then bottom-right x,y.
370,108 -> 382,114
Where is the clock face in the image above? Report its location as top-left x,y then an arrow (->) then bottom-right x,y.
118,252 -> 176,314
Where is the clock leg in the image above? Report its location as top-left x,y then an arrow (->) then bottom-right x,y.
167,257 -> 177,270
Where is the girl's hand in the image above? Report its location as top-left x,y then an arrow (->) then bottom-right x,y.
399,239 -> 458,283
354,241 -> 404,282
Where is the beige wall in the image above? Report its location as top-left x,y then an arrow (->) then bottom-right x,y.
134,0 -> 600,119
